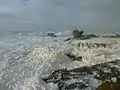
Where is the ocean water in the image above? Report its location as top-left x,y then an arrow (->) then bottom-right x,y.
0,31 -> 120,90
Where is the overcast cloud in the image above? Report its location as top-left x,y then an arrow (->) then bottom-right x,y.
0,0 -> 120,34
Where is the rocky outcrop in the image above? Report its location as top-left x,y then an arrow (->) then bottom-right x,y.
47,33 -> 57,37
72,30 -> 84,38
42,60 -> 120,90
72,30 -> 99,39
64,29 -> 99,41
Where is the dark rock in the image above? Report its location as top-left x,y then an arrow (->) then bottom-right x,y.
52,69 -> 68,75
42,69 -> 71,83
47,33 -> 57,37
73,56 -> 82,61
58,82 -> 88,90
79,35 -> 90,40
42,59 -> 120,90
65,30 -> 99,40
78,43 -> 81,47
65,53 -> 76,60
102,34 -> 120,38
64,37 -> 72,41
116,77 -> 120,89
72,29 -> 84,38
65,53 -> 82,61
70,66 -> 92,74
80,34 -> 99,40
42,75 -> 60,83
96,81 -> 114,90
87,34 -> 99,38
94,70 -> 112,80
96,80 -> 120,90
65,82 -> 88,90
94,43 -> 107,48
58,82 -> 67,90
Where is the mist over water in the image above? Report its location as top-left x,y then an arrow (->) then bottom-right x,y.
0,0 -> 120,90
0,30 -> 120,90
0,0 -> 120,34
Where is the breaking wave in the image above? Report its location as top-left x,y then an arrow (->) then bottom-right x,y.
0,31 -> 120,90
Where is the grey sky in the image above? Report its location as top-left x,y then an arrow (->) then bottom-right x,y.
0,0 -> 120,34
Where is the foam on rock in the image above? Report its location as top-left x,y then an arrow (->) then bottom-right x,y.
64,38 -> 120,67
42,60 -> 120,90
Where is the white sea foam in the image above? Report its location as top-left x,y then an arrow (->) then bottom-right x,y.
0,31 -> 120,90
64,38 -> 120,68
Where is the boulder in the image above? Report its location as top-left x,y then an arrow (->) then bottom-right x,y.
47,33 -> 57,37
64,30 -> 98,41
72,29 -> 84,38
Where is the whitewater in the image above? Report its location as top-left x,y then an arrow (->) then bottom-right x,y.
0,31 -> 120,90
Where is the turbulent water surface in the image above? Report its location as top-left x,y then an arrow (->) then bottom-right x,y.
0,31 -> 120,90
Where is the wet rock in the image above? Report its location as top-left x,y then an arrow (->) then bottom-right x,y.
78,43 -> 81,47
87,34 -> 99,38
42,67 -> 92,84
58,82 -> 88,90
96,80 -> 120,90
78,42 -> 112,49
70,66 -> 92,74
65,82 -> 88,90
42,69 -> 71,83
65,53 -> 82,61
42,60 -> 120,90
79,34 -> 99,40
116,77 -> 120,89
58,82 -> 67,90
79,35 -> 90,40
72,29 -> 84,38
64,30 -> 99,41
47,33 -> 57,37
64,37 -> 72,41
72,29 -> 94,40
65,53 -> 75,60
94,43 -> 107,48
102,34 -> 120,38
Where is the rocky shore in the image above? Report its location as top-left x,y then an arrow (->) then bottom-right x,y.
42,59 -> 120,90
43,30 -> 120,90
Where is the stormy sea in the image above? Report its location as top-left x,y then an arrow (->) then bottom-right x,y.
0,31 -> 120,90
